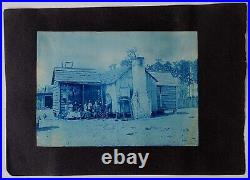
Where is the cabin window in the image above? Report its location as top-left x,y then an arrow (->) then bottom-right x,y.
44,95 -> 53,109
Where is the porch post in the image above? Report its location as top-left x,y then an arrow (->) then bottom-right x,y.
82,84 -> 84,106
101,86 -> 104,105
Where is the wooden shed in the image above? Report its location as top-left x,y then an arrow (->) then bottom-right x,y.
36,85 -> 53,110
148,72 -> 179,112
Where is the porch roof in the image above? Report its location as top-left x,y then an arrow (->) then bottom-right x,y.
52,67 -> 101,84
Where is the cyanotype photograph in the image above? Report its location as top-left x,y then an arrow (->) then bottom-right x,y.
36,32 -> 198,147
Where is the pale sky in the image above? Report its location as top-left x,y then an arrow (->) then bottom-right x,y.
37,31 -> 198,86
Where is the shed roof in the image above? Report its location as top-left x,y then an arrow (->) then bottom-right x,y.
52,67 -> 101,84
37,85 -> 53,94
148,72 -> 179,86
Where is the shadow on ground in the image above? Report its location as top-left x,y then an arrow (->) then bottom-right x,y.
151,111 -> 189,118
176,111 -> 189,115
37,126 -> 59,132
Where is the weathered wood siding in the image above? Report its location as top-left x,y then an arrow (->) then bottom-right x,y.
106,83 -> 118,113
116,70 -> 133,113
105,70 -> 133,114
157,85 -> 177,110
115,70 -> 132,113
116,70 -> 132,98
36,94 -> 45,110
146,73 -> 158,112
53,81 -> 60,116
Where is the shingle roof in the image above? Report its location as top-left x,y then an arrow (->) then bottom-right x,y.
100,66 -> 130,84
148,72 -> 179,86
52,67 -> 101,84
51,66 -> 160,86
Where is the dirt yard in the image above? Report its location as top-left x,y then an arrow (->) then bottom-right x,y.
36,108 -> 198,147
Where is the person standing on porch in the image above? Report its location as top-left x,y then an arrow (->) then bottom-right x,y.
82,103 -> 89,119
87,100 -> 92,113
93,101 -> 98,118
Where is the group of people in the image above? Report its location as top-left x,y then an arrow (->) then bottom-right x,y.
65,100 -> 111,120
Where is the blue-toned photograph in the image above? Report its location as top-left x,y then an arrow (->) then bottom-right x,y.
36,32 -> 198,146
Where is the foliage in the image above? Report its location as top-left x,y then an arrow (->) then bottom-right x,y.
120,48 -> 138,67
119,48 -> 197,86
147,59 -> 198,85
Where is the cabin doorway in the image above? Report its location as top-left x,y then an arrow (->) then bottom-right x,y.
118,96 -> 133,118
83,85 -> 103,105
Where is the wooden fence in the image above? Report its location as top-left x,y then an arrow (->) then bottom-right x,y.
177,97 -> 198,108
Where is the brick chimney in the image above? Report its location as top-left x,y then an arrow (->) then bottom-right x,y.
131,57 -> 151,119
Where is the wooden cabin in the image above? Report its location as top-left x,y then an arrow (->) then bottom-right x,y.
49,58 -> 180,119
148,72 -> 179,112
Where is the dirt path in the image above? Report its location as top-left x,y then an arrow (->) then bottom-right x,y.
37,108 -> 198,147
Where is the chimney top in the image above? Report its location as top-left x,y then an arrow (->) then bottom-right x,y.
62,61 -> 74,68
133,56 -> 145,67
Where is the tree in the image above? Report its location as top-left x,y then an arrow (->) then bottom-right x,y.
126,47 -> 138,60
191,59 -> 198,83
120,47 -> 138,67
173,60 -> 191,85
147,59 -> 175,73
163,61 -> 172,72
